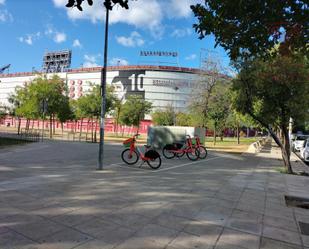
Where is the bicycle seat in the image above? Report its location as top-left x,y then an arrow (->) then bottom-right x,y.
144,145 -> 151,149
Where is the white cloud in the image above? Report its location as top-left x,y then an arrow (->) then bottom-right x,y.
52,0 -> 200,39
110,58 -> 129,66
185,54 -> 197,60
53,0 -> 164,38
73,39 -> 82,48
54,32 -> 66,43
18,32 -> 41,45
0,9 -> 13,22
0,0 -> 5,5
44,26 -> 67,44
116,31 -> 144,47
83,54 -> 101,67
171,28 -> 192,38
164,0 -> 201,19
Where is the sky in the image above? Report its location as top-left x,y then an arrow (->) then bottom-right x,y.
0,0 -> 231,73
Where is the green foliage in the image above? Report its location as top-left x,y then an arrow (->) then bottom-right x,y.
232,55 -> 309,129
207,81 -> 231,133
176,112 -> 192,126
120,95 -> 152,127
152,106 -> 175,126
10,75 -> 72,123
76,84 -> 117,118
191,1 -> 309,60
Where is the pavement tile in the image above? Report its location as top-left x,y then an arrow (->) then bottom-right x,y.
263,215 -> 298,232
73,238 -> 115,249
51,210 -> 97,227
132,223 -> 179,246
37,227 -> 92,249
10,218 -> 67,241
214,243 -> 249,249
73,217 -> 120,238
97,226 -> 136,245
302,234 -> 309,248
216,228 -> 260,249
0,230 -> 40,249
99,212 -> 152,231
183,220 -> 222,244
29,203 -> 74,218
194,206 -> 232,226
260,237 -> 302,249
0,226 -> 9,235
264,207 -> 295,220
150,212 -> 191,231
262,225 -> 302,246
167,231 -> 213,249
114,237 -> 165,249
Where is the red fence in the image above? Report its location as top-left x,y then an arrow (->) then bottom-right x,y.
0,116 -> 152,135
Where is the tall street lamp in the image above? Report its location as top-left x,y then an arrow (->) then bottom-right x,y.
65,0 -> 130,170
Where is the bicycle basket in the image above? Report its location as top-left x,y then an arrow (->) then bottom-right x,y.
145,149 -> 160,159
123,138 -> 133,148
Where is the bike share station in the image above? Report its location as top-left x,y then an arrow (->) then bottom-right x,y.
118,126 -> 212,172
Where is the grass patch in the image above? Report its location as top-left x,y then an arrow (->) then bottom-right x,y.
0,137 -> 30,148
204,137 -> 260,153
275,167 -> 290,174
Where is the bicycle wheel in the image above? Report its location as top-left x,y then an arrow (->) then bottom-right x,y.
121,149 -> 139,165
162,145 -> 176,159
197,146 -> 208,159
186,148 -> 200,161
147,156 -> 162,169
176,151 -> 185,157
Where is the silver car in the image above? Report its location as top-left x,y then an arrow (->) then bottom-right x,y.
300,139 -> 309,163
292,135 -> 309,152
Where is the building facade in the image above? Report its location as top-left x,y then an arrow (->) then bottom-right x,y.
0,65 -> 200,114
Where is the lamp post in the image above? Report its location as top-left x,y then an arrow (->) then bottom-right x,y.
65,0 -> 130,170
98,6 -> 110,170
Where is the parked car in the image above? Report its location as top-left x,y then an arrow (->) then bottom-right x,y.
292,135 -> 309,152
300,139 -> 309,163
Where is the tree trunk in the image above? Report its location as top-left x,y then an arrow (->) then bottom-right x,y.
268,128 -> 293,174
213,126 -> 216,146
53,114 -> 56,135
61,122 -> 64,137
91,117 -> 94,143
49,116 -> 52,138
94,118 -> 98,143
17,117 -> 21,135
86,118 -> 90,141
237,123 -> 240,145
79,118 -> 83,141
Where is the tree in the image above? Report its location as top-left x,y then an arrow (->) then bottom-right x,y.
120,95 -> 152,132
232,55 -> 309,173
207,81 -> 231,145
191,1 -> 309,60
76,84 -> 116,142
9,75 -> 72,138
190,57 -> 229,127
152,105 -> 175,126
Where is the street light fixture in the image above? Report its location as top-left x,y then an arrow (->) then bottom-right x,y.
65,0 -> 132,170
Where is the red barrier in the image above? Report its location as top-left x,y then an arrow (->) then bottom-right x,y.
1,116 -> 152,135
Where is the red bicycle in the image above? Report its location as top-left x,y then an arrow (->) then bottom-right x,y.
162,135 -> 200,161
121,134 -> 162,169
193,135 -> 208,159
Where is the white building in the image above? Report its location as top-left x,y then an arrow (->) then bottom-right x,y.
0,65 -> 200,112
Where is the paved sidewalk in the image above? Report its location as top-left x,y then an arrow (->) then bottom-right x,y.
0,140 -> 308,249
